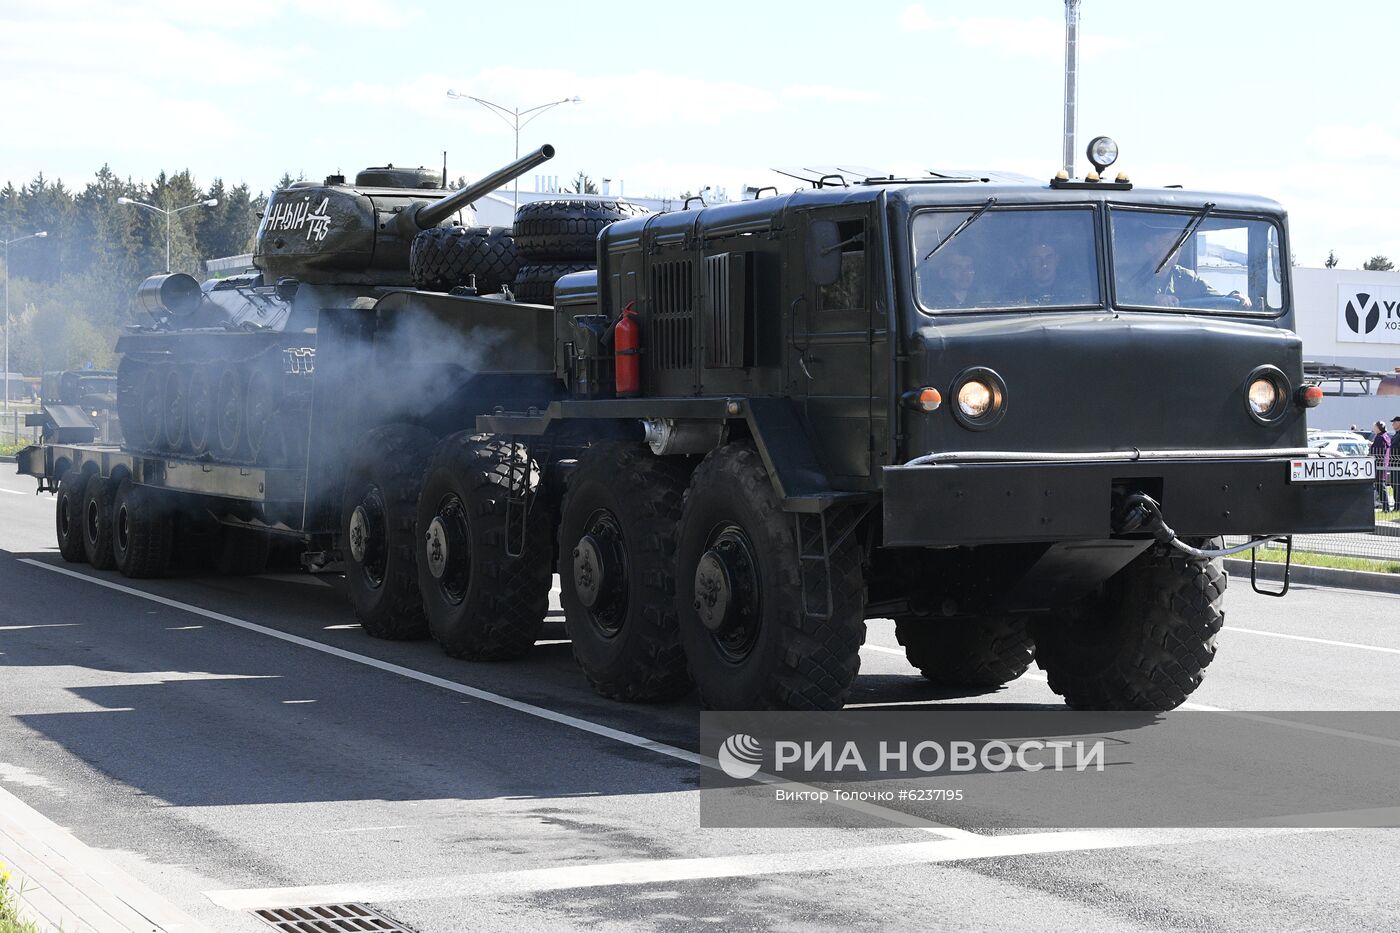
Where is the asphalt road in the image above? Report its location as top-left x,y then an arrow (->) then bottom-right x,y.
3,464 -> 1400,932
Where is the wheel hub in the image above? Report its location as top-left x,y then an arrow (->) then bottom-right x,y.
348,506 -> 370,562
425,516 -> 450,580
572,535 -> 607,609
694,550 -> 735,633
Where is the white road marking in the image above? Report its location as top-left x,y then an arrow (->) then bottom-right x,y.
317,824 -> 413,835
0,782 -> 210,932
1224,625 -> 1400,655
257,572 -> 331,587
19,559 -> 968,837
204,826 -> 1321,910
0,623 -> 79,631
0,487 -> 26,495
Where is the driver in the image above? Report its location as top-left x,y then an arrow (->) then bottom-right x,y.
1122,219 -> 1253,309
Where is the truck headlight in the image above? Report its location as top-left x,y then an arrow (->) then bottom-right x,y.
951,367 -> 1007,429
1245,366 -> 1289,422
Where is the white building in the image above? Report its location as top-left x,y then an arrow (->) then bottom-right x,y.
1292,267 -> 1400,430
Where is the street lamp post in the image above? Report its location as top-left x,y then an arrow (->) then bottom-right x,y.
2,230 -> 48,415
116,196 -> 219,272
445,91 -> 580,213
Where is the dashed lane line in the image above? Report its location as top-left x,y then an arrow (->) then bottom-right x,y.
19,559 -> 970,837
1223,625 -> 1400,655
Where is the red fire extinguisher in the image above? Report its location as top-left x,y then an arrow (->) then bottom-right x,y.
614,300 -> 641,397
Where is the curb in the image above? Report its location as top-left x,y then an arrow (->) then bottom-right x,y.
0,454 -> 16,463
1224,558 -> 1400,596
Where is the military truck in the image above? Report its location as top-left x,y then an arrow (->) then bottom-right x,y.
18,140 -> 1375,712
25,370 -> 120,445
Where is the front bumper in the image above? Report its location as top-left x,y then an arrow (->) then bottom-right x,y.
882,452 -> 1375,548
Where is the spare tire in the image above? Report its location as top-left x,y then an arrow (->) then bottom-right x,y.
513,199 -> 650,263
411,225 -> 520,296
513,261 -> 594,306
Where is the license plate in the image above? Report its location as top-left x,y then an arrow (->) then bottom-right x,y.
1288,457 -> 1375,483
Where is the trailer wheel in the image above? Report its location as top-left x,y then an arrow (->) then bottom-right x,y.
893,615 -> 1034,688
214,365 -> 245,460
342,424 -> 435,640
81,476 -> 118,570
112,479 -> 172,578
512,261 -> 594,305
559,442 -> 693,702
213,526 -> 271,576
55,469 -> 90,563
676,443 -> 866,710
162,366 -> 189,452
187,368 -> 215,456
138,366 -> 164,452
416,433 -> 550,661
513,199 -> 651,262
410,225 -> 520,296
1032,546 -> 1225,711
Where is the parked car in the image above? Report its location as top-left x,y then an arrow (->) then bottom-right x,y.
1307,429 -> 1370,458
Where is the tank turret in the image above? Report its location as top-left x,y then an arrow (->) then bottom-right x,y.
254,144 -> 555,286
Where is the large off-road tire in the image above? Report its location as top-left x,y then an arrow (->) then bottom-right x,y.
513,199 -> 651,262
512,261 -> 594,305
410,225 -> 520,296
676,443 -> 866,710
1032,546 -> 1226,711
894,615 -> 1035,688
559,442 -> 693,702
212,525 -> 271,576
416,433 -> 551,661
342,424 -> 436,640
213,365 -> 245,461
187,367 -> 215,456
81,475 -> 118,570
111,479 -> 172,579
55,469 -> 90,563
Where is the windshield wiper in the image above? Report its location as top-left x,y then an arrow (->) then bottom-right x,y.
923,197 -> 997,261
1153,202 -> 1216,274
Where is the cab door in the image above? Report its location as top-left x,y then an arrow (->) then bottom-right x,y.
789,208 -> 878,485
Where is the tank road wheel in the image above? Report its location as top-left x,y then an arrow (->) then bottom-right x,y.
1032,546 -> 1226,711
416,433 -> 551,661
410,225 -> 521,296
81,476 -> 118,570
212,526 -> 271,576
341,424 -> 435,640
214,365 -> 245,460
676,443 -> 866,711
187,368 -> 215,456
138,366 -> 165,452
55,469 -> 90,563
559,442 -> 693,703
244,368 -> 277,464
111,479 -> 172,578
894,615 -> 1035,688
162,366 -> 189,452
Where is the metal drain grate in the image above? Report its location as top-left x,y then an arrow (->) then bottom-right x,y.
254,903 -> 416,932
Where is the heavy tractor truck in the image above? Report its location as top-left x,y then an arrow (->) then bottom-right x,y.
19,141 -> 1375,711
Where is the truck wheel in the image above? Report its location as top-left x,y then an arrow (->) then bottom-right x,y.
55,469 -> 90,563
163,366 -> 189,452
342,424 -> 435,640
187,368 -> 215,456
81,476 -> 118,570
893,615 -> 1034,688
512,261 -> 594,305
676,443 -> 866,710
513,199 -> 651,262
112,479 -> 172,578
1032,547 -> 1226,711
410,226 -> 520,296
416,433 -> 550,661
138,367 -> 164,452
214,365 -> 245,460
213,526 -> 271,576
559,442 -> 693,702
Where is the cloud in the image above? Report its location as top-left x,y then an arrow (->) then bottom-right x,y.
897,6 -> 1132,58
781,84 -> 880,104
1307,123 -> 1400,162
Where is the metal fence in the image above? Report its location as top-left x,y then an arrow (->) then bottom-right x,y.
0,408 -> 40,448
1225,461 -> 1400,564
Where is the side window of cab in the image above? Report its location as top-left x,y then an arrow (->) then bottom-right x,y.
815,220 -> 867,311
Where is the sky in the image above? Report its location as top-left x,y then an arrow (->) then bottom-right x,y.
1,0 -> 1397,268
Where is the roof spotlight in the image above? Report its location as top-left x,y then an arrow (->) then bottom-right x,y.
1086,136 -> 1119,175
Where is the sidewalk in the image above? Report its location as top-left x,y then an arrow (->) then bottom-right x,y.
0,785 -> 207,932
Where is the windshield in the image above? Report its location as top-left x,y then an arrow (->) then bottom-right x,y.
913,208 -> 1100,312
1110,209 -> 1284,313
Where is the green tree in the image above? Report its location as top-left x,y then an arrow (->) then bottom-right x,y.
1324,250 -> 1339,269
567,171 -> 599,194
1363,255 -> 1394,272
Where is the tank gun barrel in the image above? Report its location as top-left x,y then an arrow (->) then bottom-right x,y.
409,144 -> 556,231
